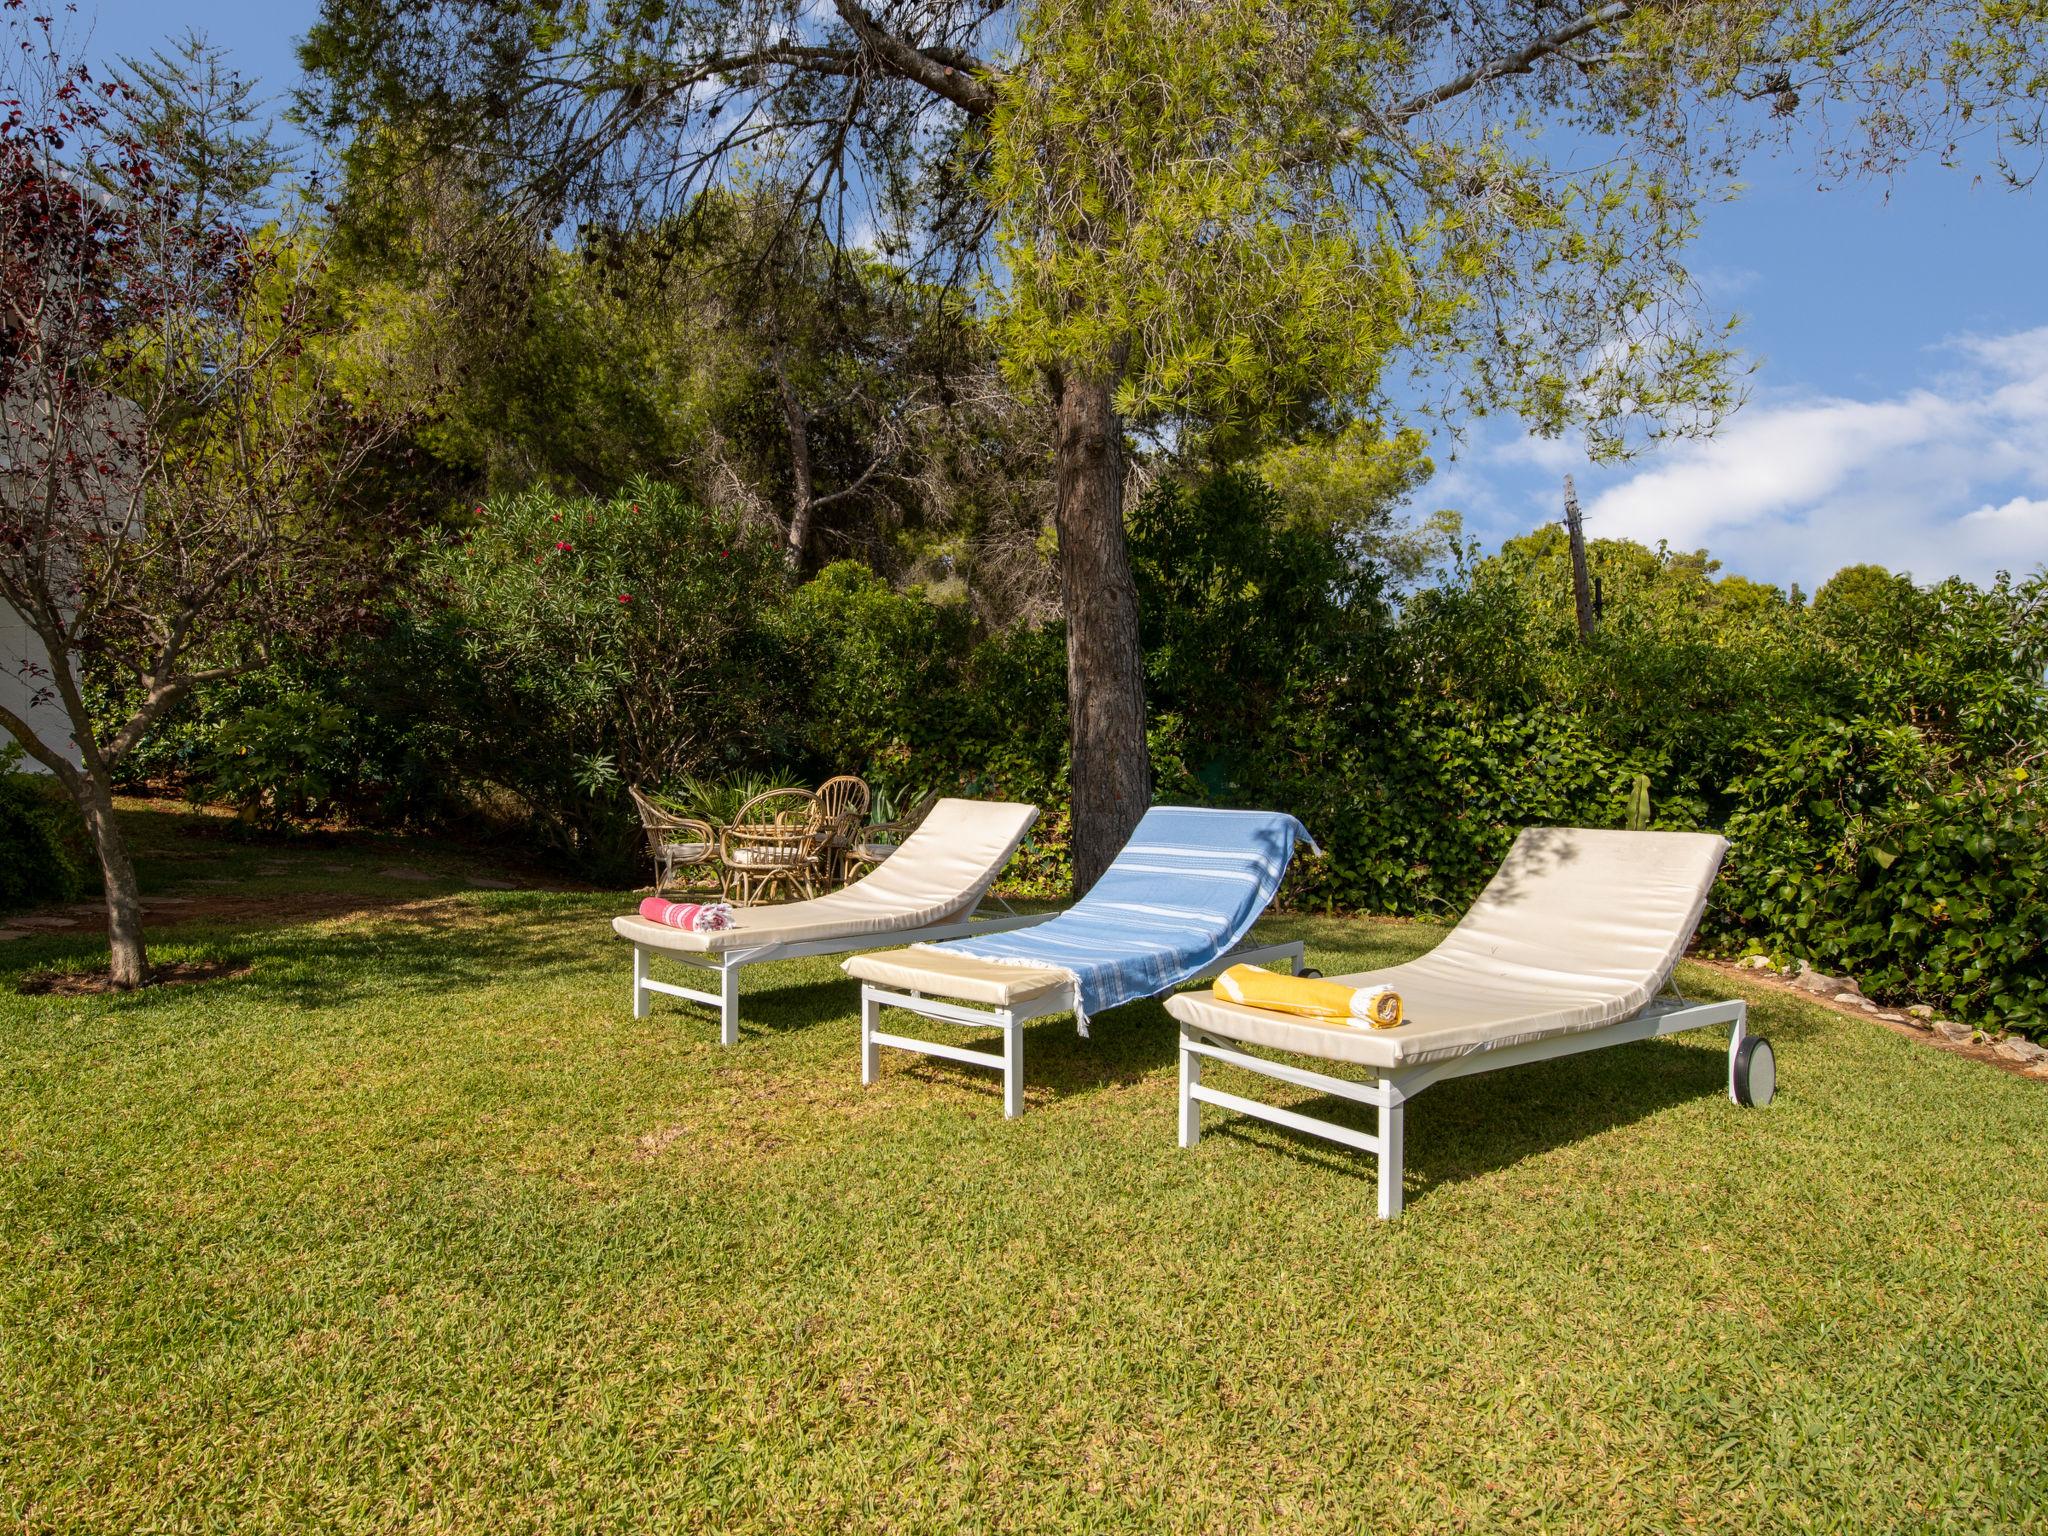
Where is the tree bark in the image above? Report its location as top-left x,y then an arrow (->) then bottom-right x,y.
73,765 -> 150,988
772,348 -> 815,572
1052,370 -> 1149,895
1563,473 -> 1595,640
1,633 -> 153,988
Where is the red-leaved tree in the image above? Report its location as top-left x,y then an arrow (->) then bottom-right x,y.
0,5 -> 395,987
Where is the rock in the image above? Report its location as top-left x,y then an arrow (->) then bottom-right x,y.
1934,1021 -> 1973,1043
1994,1038 -> 2048,1065
1906,1004 -> 1935,1020
470,877 -> 519,891
1792,969 -> 1846,995
0,929 -> 27,942
1832,991 -> 1863,1005
2028,1062 -> 2048,1080
1736,955 -> 1771,970
1874,1011 -> 1907,1023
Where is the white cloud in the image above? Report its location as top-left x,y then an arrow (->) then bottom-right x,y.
1962,495 -> 2048,533
1558,324 -> 2048,588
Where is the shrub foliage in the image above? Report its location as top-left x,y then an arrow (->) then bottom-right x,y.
119,475 -> 2046,1033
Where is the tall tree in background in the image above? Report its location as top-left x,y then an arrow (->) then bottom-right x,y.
0,13 -> 393,986
109,29 -> 297,233
301,0 -> 2047,890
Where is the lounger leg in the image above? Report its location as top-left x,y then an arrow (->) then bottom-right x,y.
719,960 -> 741,1048
860,991 -> 880,1086
1727,1008 -> 1747,1106
1178,1030 -> 1202,1148
1002,1015 -> 1024,1119
1377,1093 -> 1405,1220
632,946 -> 651,1020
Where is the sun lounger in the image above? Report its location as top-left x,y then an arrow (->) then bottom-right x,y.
1165,827 -> 1774,1218
614,798 -> 1046,1044
844,806 -> 1316,1117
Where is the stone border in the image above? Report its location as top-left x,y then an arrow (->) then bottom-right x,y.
1700,956 -> 2048,1083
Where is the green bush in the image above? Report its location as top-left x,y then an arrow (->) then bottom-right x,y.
129,460 -> 2046,1033
1291,551 -> 2048,1035
0,751 -> 98,913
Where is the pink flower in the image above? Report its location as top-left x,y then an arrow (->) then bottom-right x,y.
556,541 -> 573,553
721,550 -> 730,559
617,593 -> 633,604
552,512 -> 561,522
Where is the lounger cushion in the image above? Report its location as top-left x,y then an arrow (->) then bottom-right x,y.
844,948 -> 1072,1006
614,798 -> 1036,954
1166,827 -> 1726,1069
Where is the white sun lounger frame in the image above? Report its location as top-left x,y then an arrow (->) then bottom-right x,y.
859,937 -> 1307,1119
1177,993 -> 1750,1219
631,903 -> 1056,1046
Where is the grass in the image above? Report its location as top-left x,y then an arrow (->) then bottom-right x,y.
2,802 -> 2045,1532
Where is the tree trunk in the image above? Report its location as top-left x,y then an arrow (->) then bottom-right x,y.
3,627 -> 152,988
1052,371 -> 1149,895
72,767 -> 149,988
1564,474 -> 1596,640
773,348 -> 815,572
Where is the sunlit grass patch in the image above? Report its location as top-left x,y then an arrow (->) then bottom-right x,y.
1,809 -> 2043,1532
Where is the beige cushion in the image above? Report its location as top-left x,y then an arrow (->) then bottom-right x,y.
844,948 -> 1072,1006
614,798 -> 1037,954
1166,827 -> 1727,1070
661,841 -> 712,862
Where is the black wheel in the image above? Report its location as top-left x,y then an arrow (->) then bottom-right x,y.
1732,1035 -> 1776,1108
1300,968 -> 1323,979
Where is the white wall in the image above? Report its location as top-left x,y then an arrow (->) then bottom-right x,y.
0,599 -> 79,774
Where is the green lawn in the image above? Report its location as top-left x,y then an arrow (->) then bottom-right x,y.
3,805 -> 2045,1532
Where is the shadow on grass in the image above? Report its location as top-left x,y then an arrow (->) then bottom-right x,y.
1203,1026 -> 1764,1210
0,897 -> 611,1015
896,956 -> 1833,1210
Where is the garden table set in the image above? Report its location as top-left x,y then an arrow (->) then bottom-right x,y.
629,777 -> 941,905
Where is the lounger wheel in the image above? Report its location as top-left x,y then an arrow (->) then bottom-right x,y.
1731,1034 -> 1776,1108
1300,968 -> 1322,979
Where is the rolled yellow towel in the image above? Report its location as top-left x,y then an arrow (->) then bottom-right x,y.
1214,965 -> 1404,1028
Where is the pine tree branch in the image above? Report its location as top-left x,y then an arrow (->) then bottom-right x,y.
1391,2 -> 1641,124
830,1 -> 998,117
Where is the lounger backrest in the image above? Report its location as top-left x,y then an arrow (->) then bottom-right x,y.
839,797 -> 1038,920
1433,827 -> 1728,996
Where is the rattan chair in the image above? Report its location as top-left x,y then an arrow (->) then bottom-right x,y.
839,789 -> 943,879
720,788 -> 835,904
627,785 -> 723,898
814,775 -> 872,885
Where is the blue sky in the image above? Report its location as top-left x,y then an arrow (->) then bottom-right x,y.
73,0 -> 2048,594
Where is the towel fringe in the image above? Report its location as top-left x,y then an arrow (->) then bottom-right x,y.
907,944 -> 1091,1036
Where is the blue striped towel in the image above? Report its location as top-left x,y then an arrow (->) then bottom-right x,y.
922,806 -> 1316,1034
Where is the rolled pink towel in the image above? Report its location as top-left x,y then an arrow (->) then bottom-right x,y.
638,898 -> 736,932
